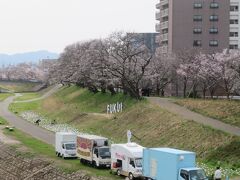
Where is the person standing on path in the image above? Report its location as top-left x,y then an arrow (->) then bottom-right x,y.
214,167 -> 222,180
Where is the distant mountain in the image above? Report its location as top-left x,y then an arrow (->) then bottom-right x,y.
0,50 -> 59,66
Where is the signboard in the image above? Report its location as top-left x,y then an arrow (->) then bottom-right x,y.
107,102 -> 123,114
77,136 -> 93,158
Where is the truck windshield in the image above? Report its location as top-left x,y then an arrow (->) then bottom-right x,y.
135,158 -> 142,168
189,169 -> 208,180
99,147 -> 111,158
65,143 -> 76,150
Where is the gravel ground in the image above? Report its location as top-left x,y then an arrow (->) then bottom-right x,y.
0,127 -> 103,180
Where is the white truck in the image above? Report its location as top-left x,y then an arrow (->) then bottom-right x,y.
111,142 -> 144,180
77,134 -> 111,168
55,132 -> 77,159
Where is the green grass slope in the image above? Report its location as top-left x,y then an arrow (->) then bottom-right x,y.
14,85 -> 55,101
9,86 -> 240,174
0,81 -> 40,92
0,116 -> 8,125
0,93 -> 12,101
174,98 -> 240,128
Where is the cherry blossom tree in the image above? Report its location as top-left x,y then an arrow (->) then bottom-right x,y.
148,53 -> 173,96
215,49 -> 239,98
106,32 -> 152,99
176,49 -> 200,98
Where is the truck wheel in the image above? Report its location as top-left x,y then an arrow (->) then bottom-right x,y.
117,169 -> 121,176
57,153 -> 60,157
128,173 -> 134,180
92,161 -> 99,168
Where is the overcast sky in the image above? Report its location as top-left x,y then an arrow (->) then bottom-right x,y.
0,0 -> 157,54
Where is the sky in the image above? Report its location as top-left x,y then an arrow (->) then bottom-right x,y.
0,0 -> 157,54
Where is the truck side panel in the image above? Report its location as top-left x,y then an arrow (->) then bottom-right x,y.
77,136 -> 93,161
161,152 -> 178,180
61,134 -> 76,142
143,148 -> 196,180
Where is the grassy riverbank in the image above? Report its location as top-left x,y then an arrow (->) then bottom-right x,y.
9,85 -> 240,177
174,98 -> 240,128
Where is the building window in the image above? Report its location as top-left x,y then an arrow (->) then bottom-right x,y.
161,41 -> 168,45
210,15 -> 218,21
193,40 -> 202,47
229,44 -> 238,49
230,19 -> 239,24
209,40 -> 218,46
193,28 -> 202,34
193,15 -> 202,21
194,3 -> 202,9
210,2 -> 219,8
230,5 -> 239,12
230,32 -> 239,37
209,27 -> 218,34
162,16 -> 168,22
162,29 -> 168,34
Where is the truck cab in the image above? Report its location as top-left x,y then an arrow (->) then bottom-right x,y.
93,146 -> 111,167
127,157 -> 143,179
179,168 -> 208,180
55,132 -> 77,159
111,143 -> 144,180
60,141 -> 77,158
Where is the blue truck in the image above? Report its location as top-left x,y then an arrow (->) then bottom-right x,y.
143,148 -> 208,180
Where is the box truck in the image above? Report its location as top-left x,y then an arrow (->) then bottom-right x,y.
143,148 -> 208,180
55,132 -> 77,159
77,134 -> 111,168
111,143 -> 144,180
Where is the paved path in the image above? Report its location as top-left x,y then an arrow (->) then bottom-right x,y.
0,86 -> 62,145
148,97 -> 240,136
15,84 -> 62,103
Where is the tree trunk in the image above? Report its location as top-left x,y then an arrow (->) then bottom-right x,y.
156,82 -> 160,96
193,84 -> 197,98
224,80 -> 230,100
183,81 -> 187,98
161,89 -> 164,97
209,88 -> 215,99
107,85 -> 116,95
202,88 -> 206,99
88,86 -> 98,93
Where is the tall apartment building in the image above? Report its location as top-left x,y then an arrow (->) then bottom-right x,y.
230,0 -> 240,49
155,0 -> 240,54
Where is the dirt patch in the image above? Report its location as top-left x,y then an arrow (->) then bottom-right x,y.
91,113 -> 113,119
0,142 -> 101,180
42,96 -> 64,112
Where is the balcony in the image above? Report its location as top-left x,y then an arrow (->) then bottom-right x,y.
160,21 -> 168,29
156,2 -> 161,9
156,12 -> 161,20
160,0 -> 169,6
230,36 -> 239,41
155,23 -> 161,32
160,33 -> 168,41
229,40 -> 238,45
160,9 -> 169,18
